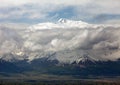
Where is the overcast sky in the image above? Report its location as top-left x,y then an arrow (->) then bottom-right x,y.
0,0 -> 120,24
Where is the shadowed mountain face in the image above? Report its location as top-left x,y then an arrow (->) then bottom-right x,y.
0,59 -> 22,73
0,19 -> 120,76
0,57 -> 120,76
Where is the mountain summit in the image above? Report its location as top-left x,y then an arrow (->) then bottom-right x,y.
58,18 -> 88,24
58,18 -> 68,23
28,18 -> 90,31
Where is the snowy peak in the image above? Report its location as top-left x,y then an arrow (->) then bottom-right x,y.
72,55 -> 96,64
57,18 -> 89,28
58,18 -> 88,25
27,18 -> 91,32
58,18 -> 68,23
77,54 -> 96,63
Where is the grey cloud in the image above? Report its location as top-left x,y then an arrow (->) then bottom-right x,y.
0,20 -> 120,61
0,26 -> 23,55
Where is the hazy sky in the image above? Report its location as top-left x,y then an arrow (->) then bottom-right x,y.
0,0 -> 120,24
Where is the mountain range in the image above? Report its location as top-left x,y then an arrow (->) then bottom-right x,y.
0,18 -> 120,76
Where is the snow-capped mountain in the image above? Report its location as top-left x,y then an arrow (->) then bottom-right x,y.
27,18 -> 91,31
58,18 -> 90,28
1,19 -> 120,76
0,18 -> 120,64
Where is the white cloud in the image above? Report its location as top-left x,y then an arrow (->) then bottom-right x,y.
0,26 -> 23,55
0,19 -> 120,61
0,0 -> 90,8
21,20 -> 120,60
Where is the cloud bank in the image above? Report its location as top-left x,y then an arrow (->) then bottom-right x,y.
0,19 -> 120,62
